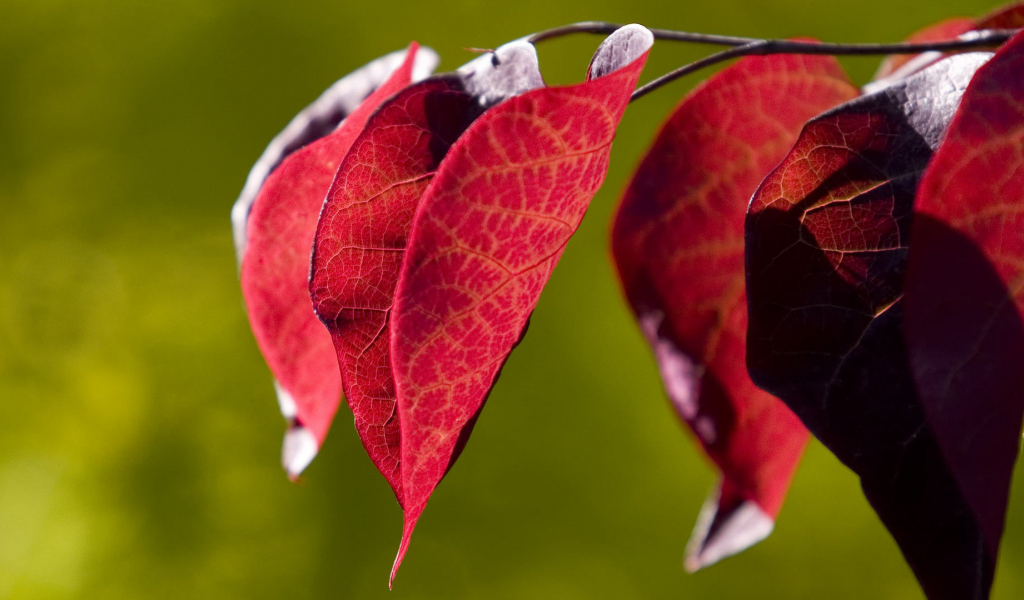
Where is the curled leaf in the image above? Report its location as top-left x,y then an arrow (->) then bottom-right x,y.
744,53 -> 994,600
388,24 -> 653,583
612,52 -> 857,570
235,44 -> 435,478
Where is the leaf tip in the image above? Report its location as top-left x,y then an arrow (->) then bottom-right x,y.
588,23 -> 654,80
282,424 -> 318,480
389,513 -> 421,588
683,489 -> 774,572
272,380 -> 298,420
410,44 -> 440,84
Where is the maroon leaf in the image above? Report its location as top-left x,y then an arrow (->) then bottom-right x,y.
309,43 -> 545,502
744,52 -> 994,600
905,28 -> 1024,595
612,52 -> 857,569
235,44 -> 433,478
387,25 -> 654,583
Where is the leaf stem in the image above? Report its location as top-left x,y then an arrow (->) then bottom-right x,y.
524,22 -> 1018,101
629,29 -> 1018,101
527,21 -> 754,46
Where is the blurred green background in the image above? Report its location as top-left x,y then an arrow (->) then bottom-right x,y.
1,0 -> 1021,598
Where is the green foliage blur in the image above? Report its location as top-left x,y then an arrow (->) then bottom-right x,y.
0,0 -> 1021,597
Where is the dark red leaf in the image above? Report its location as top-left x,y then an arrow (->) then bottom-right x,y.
745,52 -> 993,600
387,25 -> 653,583
904,29 -> 1024,594
309,43 -> 545,502
612,53 -> 857,569
235,44 -> 431,478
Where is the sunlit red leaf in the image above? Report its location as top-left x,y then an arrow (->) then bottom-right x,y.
309,43 -> 544,502
387,24 -> 654,583
744,53 -> 993,600
612,52 -> 857,570
234,44 -> 434,478
904,29 -> 1024,597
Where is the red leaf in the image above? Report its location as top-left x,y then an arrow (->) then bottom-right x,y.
745,52 -> 994,600
309,43 -> 545,502
387,25 -> 653,583
612,53 -> 857,570
905,28 -> 1024,592
235,44 -> 432,478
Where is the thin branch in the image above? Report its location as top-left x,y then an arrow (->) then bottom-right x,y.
528,20 -> 1018,53
527,21 -> 753,46
630,41 -> 766,101
525,22 -> 1018,101
630,29 -> 1018,101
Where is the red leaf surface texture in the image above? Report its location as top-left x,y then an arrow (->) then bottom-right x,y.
310,42 -> 545,502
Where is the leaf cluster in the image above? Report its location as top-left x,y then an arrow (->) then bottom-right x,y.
232,6 -> 1024,598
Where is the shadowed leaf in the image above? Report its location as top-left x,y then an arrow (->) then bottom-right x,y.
904,29 -> 1024,597
745,52 -> 995,600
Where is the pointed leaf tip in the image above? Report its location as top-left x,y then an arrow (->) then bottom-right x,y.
905,27 -> 1024,594
684,489 -> 774,572
282,425 -> 318,480
389,514 -> 420,587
